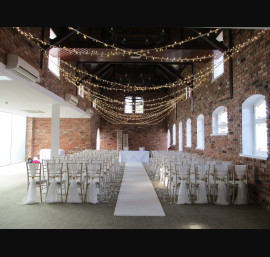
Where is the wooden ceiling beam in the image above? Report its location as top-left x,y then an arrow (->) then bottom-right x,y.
44,28 -> 78,50
189,28 -> 227,52
56,48 -> 216,63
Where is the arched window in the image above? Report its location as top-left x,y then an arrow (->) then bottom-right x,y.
212,106 -> 228,135
179,121 -> 183,151
197,114 -> 204,150
172,124 -> 176,145
96,128 -> 100,150
186,118 -> 191,148
167,129 -> 171,151
241,94 -> 267,159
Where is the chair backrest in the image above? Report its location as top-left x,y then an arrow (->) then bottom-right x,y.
47,163 -> 63,178
195,163 -> 209,178
215,164 -> 229,179
67,163 -> 82,177
234,165 -> 247,180
26,163 -> 41,181
86,163 -> 101,175
179,164 -> 189,178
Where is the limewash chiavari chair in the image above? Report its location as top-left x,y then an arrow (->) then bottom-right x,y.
66,163 -> 83,203
193,163 -> 209,204
214,163 -> 230,205
21,162 -> 47,204
175,163 -> 191,204
85,163 -> 102,203
46,163 -> 66,203
232,165 -> 248,205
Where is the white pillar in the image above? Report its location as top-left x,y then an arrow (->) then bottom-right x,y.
51,104 -> 60,159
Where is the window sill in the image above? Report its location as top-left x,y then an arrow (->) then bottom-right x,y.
239,153 -> 268,160
49,70 -> 60,80
185,146 -> 191,148
196,147 -> 205,150
211,73 -> 224,83
210,133 -> 228,136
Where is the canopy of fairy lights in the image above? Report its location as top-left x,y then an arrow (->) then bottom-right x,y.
13,27 -> 267,125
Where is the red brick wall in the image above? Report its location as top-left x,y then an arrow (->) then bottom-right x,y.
100,118 -> 167,151
99,89 -> 168,151
167,29 -> 270,210
0,27 -> 92,111
26,113 -> 100,159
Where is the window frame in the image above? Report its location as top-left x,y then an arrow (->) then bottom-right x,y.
240,94 -> 268,160
212,52 -> 224,80
48,49 -> 60,78
167,129 -> 171,151
196,114 -> 205,150
253,97 -> 267,156
77,85 -> 84,98
179,121 -> 183,151
211,106 -> 228,136
124,95 -> 144,114
186,118 -> 191,148
172,124 -> 176,145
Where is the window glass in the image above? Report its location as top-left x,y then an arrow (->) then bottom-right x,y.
255,101 -> 266,119
179,122 -> 182,151
173,124 -> 176,145
217,109 -> 228,133
78,85 -> 84,98
255,123 -> 267,152
135,97 -> 144,114
48,49 -> 60,77
125,96 -> 133,114
197,115 -> 204,149
186,119 -> 191,147
213,53 -> 224,79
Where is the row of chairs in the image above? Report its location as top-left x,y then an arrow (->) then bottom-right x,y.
22,151 -> 120,204
148,151 -> 248,205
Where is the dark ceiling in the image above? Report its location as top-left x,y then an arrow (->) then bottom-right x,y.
48,27 -> 227,93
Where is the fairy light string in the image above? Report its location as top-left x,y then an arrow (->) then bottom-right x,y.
67,27 -> 221,55
13,27 -> 267,93
11,27 -> 268,124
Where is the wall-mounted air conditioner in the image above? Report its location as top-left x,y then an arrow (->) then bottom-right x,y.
65,93 -> 78,106
6,54 -> 40,82
86,108 -> 94,117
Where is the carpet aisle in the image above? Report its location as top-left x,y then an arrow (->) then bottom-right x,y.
114,162 -> 165,216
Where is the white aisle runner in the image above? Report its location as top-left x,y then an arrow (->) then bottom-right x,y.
114,162 -> 165,216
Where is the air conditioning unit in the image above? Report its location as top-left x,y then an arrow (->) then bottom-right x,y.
6,54 -> 40,82
86,108 -> 94,117
65,93 -> 78,106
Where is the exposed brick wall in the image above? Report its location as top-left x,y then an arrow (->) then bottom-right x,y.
167,29 -> 270,211
100,118 -> 167,151
99,90 -> 168,151
0,27 -> 92,111
26,114 -> 100,159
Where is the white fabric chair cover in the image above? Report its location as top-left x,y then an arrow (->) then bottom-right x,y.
194,164 -> 208,204
85,176 -> 99,204
21,164 -> 40,205
234,165 -> 248,205
215,165 -> 229,205
46,178 -> 61,203
177,179 -> 191,204
46,166 -> 62,203
176,165 -> 191,204
66,168 -> 82,203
